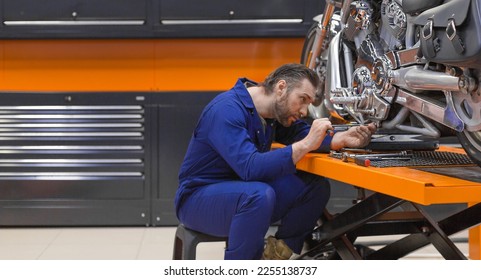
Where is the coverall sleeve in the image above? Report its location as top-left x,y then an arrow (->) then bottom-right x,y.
205,104 -> 296,182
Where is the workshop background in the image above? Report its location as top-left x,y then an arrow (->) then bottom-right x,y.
0,0 -> 467,258
0,0 -> 329,227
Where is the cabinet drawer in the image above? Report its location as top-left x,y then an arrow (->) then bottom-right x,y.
160,0 -> 305,23
3,0 -> 147,25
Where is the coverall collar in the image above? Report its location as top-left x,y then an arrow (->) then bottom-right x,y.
233,78 -> 258,111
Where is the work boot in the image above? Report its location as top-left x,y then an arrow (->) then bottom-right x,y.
262,236 -> 293,260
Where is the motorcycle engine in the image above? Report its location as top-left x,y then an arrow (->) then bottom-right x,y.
333,0 -> 408,123
344,0 -> 407,49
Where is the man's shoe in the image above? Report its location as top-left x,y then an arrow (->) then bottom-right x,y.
262,236 -> 293,260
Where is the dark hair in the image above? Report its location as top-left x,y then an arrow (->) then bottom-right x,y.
261,63 -> 320,94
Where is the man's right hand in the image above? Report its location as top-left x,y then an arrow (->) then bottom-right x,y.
291,118 -> 333,163
304,118 -> 334,150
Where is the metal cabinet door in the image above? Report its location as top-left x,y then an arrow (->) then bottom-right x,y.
160,0 -> 305,21
3,0 -> 147,25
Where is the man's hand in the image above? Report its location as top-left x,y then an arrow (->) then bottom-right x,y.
302,118 -> 334,150
330,123 -> 377,150
291,118 -> 333,163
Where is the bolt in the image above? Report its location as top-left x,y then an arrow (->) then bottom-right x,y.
141,213 -> 146,218
312,231 -> 321,241
421,226 -> 431,234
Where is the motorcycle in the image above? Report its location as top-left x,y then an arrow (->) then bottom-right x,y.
301,0 -> 481,167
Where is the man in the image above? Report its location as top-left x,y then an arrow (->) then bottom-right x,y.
175,63 -> 376,260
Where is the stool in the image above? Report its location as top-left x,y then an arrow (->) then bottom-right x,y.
172,224 -> 228,260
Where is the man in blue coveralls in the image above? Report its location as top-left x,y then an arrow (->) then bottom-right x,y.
175,63 -> 376,260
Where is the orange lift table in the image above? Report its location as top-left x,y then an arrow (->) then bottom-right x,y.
296,146 -> 481,260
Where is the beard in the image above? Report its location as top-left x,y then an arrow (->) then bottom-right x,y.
274,95 -> 294,127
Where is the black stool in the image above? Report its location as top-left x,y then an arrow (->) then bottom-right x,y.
172,224 -> 228,260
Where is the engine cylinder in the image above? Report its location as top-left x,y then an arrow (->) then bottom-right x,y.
344,1 -> 373,42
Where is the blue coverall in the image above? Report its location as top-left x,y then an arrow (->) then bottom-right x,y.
175,78 -> 332,259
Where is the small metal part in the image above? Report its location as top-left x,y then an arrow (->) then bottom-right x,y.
366,157 -> 412,161
312,231 -> 322,241
352,187 -> 366,204
421,226 -> 431,235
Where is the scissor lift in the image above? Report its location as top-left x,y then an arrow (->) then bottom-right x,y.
295,145 -> 481,259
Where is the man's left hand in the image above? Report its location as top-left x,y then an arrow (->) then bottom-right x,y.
330,123 -> 377,150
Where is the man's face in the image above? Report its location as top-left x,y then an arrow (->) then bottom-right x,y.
274,79 -> 316,127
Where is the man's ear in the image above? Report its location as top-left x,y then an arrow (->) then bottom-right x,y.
276,80 -> 287,96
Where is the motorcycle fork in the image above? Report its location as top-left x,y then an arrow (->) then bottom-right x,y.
306,0 -> 340,69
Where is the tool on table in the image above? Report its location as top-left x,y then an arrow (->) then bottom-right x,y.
330,150 -> 413,167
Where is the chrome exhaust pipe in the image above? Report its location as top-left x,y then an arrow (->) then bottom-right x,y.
392,66 -> 461,92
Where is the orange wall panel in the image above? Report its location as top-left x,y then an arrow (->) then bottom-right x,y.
1,40 -> 155,91
153,38 -> 304,91
0,38 -> 304,92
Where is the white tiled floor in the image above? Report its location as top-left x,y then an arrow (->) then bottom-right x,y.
0,226 -> 470,260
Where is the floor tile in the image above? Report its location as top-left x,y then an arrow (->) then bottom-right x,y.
38,244 -> 141,260
0,228 -> 61,245
0,244 -> 48,260
51,228 -> 145,245
136,227 -> 175,260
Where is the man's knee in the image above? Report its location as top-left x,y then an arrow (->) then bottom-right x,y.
237,182 -> 276,213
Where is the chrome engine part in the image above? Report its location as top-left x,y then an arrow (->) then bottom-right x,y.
326,3 -> 395,124
343,1 -> 373,42
329,65 -> 391,123
379,0 -> 407,50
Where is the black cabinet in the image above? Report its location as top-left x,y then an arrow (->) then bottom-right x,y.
150,92 -> 219,225
0,0 -> 324,38
0,92 -> 153,226
0,91 -> 218,226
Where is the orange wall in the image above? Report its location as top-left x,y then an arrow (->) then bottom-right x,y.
0,38 -> 304,92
